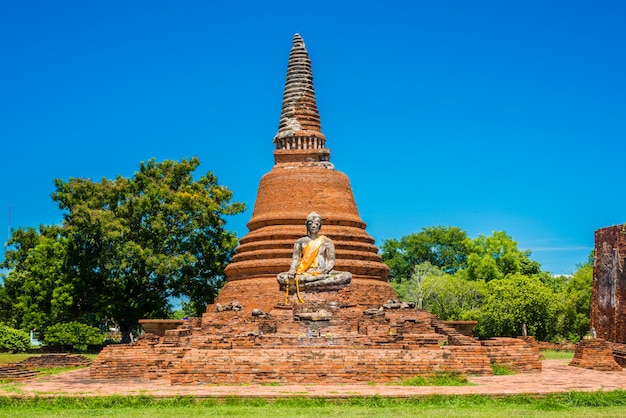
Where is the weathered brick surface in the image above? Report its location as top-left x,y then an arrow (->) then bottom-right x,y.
222,167 -> 392,287
92,303 -> 542,382
0,365 -> 39,381
481,337 -> 543,372
610,342 -> 626,366
90,343 -> 189,380
591,225 -> 626,343
169,346 -> 492,385
214,277 -> 397,313
570,338 -> 622,371
18,354 -> 92,368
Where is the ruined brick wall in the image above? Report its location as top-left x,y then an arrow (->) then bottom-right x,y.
591,225 -> 626,343
569,338 -> 622,371
481,337 -> 542,373
169,346 -> 492,384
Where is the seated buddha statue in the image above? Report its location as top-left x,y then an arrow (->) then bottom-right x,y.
277,212 -> 352,297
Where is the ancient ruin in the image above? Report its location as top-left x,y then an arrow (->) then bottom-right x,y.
91,34 -> 541,384
587,224 -> 626,367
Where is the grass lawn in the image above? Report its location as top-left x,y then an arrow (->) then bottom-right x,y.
541,350 -> 575,360
2,393 -> 626,417
0,353 -> 37,365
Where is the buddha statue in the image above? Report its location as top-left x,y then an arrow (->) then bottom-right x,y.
277,212 -> 352,299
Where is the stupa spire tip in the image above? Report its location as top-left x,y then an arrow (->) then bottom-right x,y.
273,34 -> 329,164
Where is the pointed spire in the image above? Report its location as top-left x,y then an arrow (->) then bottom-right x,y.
273,34 -> 330,165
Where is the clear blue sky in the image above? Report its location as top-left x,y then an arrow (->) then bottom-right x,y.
2,1 -> 625,275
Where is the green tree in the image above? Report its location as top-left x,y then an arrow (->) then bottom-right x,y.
381,226 -> 471,281
462,231 -> 541,281
474,273 -> 561,340
44,321 -> 104,351
392,262 -> 444,309
1,226 -> 75,331
0,324 -> 30,352
51,157 -> 245,342
393,261 -> 486,321
0,283 -> 16,327
557,260 -> 593,342
422,274 -> 486,321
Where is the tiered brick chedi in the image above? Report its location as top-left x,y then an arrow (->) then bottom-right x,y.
218,33 -> 394,312
91,34 -> 541,384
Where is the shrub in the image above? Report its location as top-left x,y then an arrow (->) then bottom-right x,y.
0,324 -> 30,352
44,322 -> 104,352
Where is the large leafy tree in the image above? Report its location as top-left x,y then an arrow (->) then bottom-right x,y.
381,226 -> 471,281
557,258 -> 593,342
0,284 -> 16,326
392,262 -> 444,309
474,273 -> 561,340
1,226 -> 75,331
46,157 -> 245,342
462,231 -> 541,281
421,274 -> 487,321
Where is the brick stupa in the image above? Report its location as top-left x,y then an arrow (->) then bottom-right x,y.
91,35 -> 542,384
216,33 -> 395,312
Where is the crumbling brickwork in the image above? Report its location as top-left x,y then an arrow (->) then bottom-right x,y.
591,225 -> 626,343
570,338 -> 622,371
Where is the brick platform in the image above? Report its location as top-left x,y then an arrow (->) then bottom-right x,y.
91,301 -> 541,384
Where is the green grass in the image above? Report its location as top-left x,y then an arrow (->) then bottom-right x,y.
490,364 -> 515,375
2,392 -> 626,417
541,349 -> 575,360
0,353 -> 37,365
394,372 -> 472,386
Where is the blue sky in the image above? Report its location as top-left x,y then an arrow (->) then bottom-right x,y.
2,1 -> 625,275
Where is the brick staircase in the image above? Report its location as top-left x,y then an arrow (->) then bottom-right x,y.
1,354 -> 92,382
0,364 -> 39,381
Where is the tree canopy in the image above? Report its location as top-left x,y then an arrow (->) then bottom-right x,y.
382,227 -> 593,342
381,226 -> 471,280
1,157 -> 245,342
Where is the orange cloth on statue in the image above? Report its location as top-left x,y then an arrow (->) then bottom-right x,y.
296,235 -> 326,275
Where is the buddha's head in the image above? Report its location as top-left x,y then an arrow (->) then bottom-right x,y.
305,212 -> 322,235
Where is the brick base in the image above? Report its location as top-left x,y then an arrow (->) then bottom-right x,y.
91,302 -> 542,384
482,337 -> 542,372
169,346 -> 491,384
570,338 -> 622,371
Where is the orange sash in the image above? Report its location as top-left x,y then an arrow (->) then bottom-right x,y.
296,235 -> 326,275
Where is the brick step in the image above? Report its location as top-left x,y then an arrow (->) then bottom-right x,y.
0,365 -> 40,381
612,347 -> 626,367
17,354 -> 92,368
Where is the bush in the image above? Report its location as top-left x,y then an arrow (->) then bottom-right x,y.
0,324 -> 31,352
44,322 -> 104,352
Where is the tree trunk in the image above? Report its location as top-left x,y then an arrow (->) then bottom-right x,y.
120,325 -> 134,344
